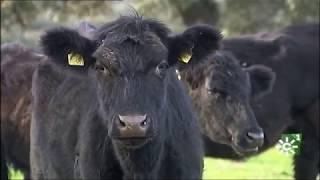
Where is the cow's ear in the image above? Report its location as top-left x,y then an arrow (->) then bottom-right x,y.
40,27 -> 96,74
168,25 -> 222,70
245,65 -> 276,99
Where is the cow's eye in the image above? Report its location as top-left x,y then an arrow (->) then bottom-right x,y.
156,61 -> 169,76
157,62 -> 169,71
208,88 -> 228,98
94,63 -> 110,75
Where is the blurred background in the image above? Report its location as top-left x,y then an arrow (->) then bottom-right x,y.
1,0 -> 319,179
1,0 -> 319,47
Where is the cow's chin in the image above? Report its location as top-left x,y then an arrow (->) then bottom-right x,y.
113,137 -> 152,149
231,143 -> 259,156
207,133 -> 259,156
230,138 -> 260,156
226,129 -> 260,155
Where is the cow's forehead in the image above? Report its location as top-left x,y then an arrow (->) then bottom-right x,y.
94,16 -> 170,46
206,54 -> 251,92
99,31 -> 163,47
93,35 -> 167,73
209,64 -> 248,84
91,16 -> 171,72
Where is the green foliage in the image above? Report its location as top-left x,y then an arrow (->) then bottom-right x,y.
1,0 -> 114,46
219,0 -> 320,35
1,0 -> 319,45
131,0 -> 184,31
135,0 -> 319,35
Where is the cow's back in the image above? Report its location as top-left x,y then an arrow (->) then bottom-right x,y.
1,43 -> 43,177
30,61 -> 95,178
221,24 -> 319,147
278,23 -> 319,109
223,24 -> 319,109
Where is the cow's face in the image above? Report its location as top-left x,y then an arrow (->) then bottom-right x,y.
185,52 -> 275,154
92,31 -> 171,148
41,16 -> 222,149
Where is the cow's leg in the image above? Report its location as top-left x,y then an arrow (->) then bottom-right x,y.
0,161 -> 7,180
23,170 -> 30,180
1,145 -> 8,180
29,140 -> 44,179
294,133 -> 319,180
29,114 -> 46,180
294,102 -> 319,180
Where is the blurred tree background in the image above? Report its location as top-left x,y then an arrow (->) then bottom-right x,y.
1,0 -> 319,47
1,1 -> 319,179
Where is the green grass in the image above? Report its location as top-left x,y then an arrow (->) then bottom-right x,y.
8,167 -> 24,180
203,148 -> 293,179
8,148 -> 293,180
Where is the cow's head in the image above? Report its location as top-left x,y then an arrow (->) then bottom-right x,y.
183,51 -> 275,154
41,15 -> 221,149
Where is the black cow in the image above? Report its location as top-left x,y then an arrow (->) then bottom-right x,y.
75,22 -> 269,156
203,23 -> 319,179
1,42 -> 44,180
30,15 -> 222,179
0,22 -> 119,180
180,51 -> 276,155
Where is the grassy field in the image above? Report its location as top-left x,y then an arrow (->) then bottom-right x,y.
203,148 -> 293,179
9,148 -> 293,180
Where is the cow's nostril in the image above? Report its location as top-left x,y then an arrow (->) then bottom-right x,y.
116,114 -> 150,139
118,118 -> 126,128
140,119 -> 148,127
247,131 -> 264,141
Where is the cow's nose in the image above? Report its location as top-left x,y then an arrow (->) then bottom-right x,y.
245,128 -> 264,147
117,114 -> 149,138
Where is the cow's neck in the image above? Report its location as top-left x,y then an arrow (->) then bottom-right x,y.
113,139 -> 164,177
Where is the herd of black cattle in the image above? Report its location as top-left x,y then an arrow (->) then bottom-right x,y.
1,15 -> 319,180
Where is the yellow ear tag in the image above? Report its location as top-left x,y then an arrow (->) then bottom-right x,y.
68,53 -> 84,66
178,52 -> 192,63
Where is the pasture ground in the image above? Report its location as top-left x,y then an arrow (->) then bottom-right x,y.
8,147 -> 293,179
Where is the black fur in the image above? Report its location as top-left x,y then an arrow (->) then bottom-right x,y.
245,65 -> 276,99
168,25 -> 222,68
1,146 -> 8,180
40,27 -> 96,74
181,51 -> 275,155
31,15 -> 221,179
203,23 -> 319,180
1,43 -> 44,180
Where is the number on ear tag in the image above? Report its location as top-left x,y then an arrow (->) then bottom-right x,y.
178,52 -> 192,63
68,53 -> 84,66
